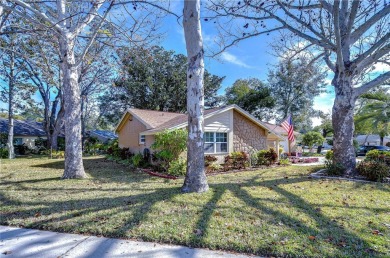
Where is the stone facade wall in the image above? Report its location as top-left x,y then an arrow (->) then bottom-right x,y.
233,111 -> 267,154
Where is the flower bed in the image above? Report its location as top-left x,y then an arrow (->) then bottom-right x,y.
289,157 -> 319,164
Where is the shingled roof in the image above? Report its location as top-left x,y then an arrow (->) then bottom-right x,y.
129,108 -> 186,129
0,118 -> 46,137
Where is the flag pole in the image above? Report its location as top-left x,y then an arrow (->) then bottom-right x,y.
288,139 -> 291,156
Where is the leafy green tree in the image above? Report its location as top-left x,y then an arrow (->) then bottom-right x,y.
355,89 -> 390,146
302,131 -> 325,153
112,46 -> 224,112
224,78 -> 275,120
267,58 -> 326,132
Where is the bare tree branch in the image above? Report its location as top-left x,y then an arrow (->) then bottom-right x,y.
6,0 -> 62,31
350,4 -> 390,44
355,38 -> 390,71
72,0 -> 106,37
355,71 -> 390,96
76,1 -> 113,67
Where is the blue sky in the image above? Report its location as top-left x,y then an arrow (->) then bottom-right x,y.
0,2 -> 337,126
159,5 -> 335,125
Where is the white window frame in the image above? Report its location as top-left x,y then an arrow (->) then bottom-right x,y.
204,132 -> 228,154
139,135 -> 146,144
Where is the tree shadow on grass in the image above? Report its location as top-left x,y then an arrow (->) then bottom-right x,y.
189,175 -> 384,257
2,159 -> 388,257
28,157 -> 150,184
0,186 -> 180,235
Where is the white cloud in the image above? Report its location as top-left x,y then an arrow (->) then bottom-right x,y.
202,31 -> 217,46
311,117 -> 322,127
371,62 -> 390,73
311,88 -> 334,126
220,52 -> 253,69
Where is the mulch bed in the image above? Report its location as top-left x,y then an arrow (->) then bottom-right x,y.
140,169 -> 178,180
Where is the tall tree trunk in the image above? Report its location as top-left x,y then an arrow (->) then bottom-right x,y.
332,75 -> 357,176
59,34 -> 86,179
7,48 -> 15,159
81,97 -> 85,151
51,105 -> 64,151
181,0 -> 208,193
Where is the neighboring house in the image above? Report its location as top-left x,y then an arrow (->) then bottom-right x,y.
0,118 -> 46,149
356,134 -> 390,146
115,105 -> 284,162
262,121 -> 300,152
88,130 -> 118,143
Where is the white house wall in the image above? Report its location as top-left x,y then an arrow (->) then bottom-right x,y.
204,110 -> 231,132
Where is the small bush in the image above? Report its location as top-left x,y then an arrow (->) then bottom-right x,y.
224,151 -> 249,170
278,158 -> 290,166
324,160 -> 345,176
131,153 -> 144,167
325,150 -> 334,161
35,137 -> 47,149
357,160 -> 389,182
105,140 -> 133,160
119,148 -> 133,160
366,149 -> 390,161
106,140 -> 120,156
15,144 -> 29,155
167,158 -> 187,176
152,129 -> 187,172
256,148 -> 278,166
84,137 -> 106,155
256,150 -> 269,166
250,153 -> 258,166
0,148 -> 9,158
324,151 -> 343,176
204,155 -> 218,167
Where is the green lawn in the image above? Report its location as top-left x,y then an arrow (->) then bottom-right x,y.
0,156 -> 389,257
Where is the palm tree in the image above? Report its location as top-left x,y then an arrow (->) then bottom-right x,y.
355,89 -> 390,146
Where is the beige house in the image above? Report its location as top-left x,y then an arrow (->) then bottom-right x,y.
115,105 -> 284,161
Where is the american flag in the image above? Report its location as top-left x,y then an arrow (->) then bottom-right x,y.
281,115 -> 295,142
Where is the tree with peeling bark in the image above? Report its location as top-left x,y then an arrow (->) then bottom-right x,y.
12,32 -> 64,150
181,0 -> 209,193
0,23 -> 35,159
207,0 -> 390,176
1,0 -> 170,178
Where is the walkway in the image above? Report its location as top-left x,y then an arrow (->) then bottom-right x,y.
0,226 -> 259,258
